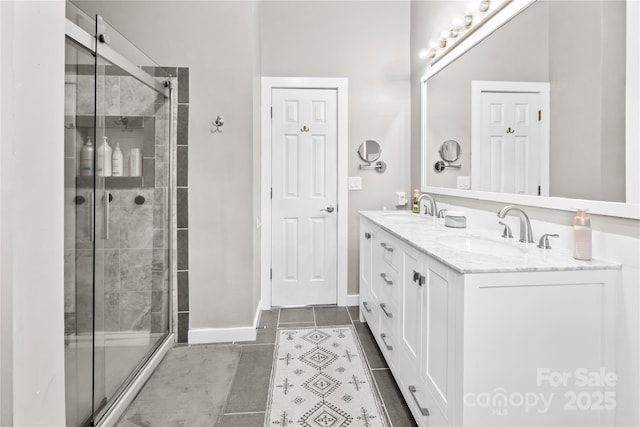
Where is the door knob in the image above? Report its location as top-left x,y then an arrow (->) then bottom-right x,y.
321,205 -> 335,213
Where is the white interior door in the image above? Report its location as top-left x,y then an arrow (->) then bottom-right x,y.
471,82 -> 550,196
271,88 -> 338,306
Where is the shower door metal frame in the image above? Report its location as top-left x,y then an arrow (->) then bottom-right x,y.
65,11 -> 176,427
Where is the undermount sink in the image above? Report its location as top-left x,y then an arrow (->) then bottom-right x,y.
382,212 -> 430,221
437,235 -> 527,257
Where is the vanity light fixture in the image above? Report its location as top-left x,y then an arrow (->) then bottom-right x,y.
423,0 -> 512,65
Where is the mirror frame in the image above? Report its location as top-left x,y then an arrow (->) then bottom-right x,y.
358,139 -> 382,164
420,0 -> 640,219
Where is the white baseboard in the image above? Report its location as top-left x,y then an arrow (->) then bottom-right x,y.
345,294 -> 360,307
188,300 -> 262,344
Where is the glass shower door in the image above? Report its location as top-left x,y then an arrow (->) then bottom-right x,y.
65,5 -> 173,426
64,35 -> 108,426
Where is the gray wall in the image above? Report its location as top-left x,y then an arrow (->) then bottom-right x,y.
261,0 -> 412,295
76,1 -> 262,329
74,0 -> 412,327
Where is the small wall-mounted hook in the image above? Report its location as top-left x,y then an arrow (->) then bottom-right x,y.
210,115 -> 225,133
301,125 -> 310,132
506,127 -> 515,134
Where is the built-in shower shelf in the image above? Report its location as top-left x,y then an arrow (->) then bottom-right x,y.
76,176 -> 144,189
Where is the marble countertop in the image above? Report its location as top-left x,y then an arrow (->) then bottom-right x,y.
360,210 -> 621,274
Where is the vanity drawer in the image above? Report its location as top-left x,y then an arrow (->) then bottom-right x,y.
374,233 -> 400,272
359,293 -> 379,335
375,267 -> 399,303
377,299 -> 398,366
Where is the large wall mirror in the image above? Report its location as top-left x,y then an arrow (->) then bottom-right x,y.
421,0 -> 639,218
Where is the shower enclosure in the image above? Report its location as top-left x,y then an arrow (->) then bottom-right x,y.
64,4 -> 175,426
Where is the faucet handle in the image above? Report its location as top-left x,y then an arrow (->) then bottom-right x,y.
437,209 -> 448,219
499,221 -> 513,239
423,205 -> 431,215
537,233 -> 559,249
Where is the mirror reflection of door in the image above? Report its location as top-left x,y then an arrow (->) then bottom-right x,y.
471,81 -> 550,196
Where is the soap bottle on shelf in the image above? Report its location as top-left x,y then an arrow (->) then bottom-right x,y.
129,148 -> 142,177
80,136 -> 93,176
412,189 -> 420,213
573,209 -> 592,260
112,143 -> 123,177
96,136 -> 112,177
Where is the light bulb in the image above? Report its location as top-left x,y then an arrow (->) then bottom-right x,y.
464,13 -> 474,28
452,17 -> 463,29
428,47 -> 437,58
419,48 -> 429,59
479,0 -> 490,12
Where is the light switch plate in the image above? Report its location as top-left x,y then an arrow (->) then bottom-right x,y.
348,176 -> 362,190
457,176 -> 471,189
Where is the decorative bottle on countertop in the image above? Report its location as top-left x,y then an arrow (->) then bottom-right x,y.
96,136 -> 112,177
112,143 -> 123,176
412,189 -> 420,213
573,209 -> 592,260
80,136 -> 93,176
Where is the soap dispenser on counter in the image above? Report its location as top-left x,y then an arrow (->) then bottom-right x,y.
573,209 -> 592,260
412,189 -> 420,213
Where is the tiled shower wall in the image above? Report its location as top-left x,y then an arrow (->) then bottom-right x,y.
64,67 -> 181,336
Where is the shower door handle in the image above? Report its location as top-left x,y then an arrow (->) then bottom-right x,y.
89,191 -> 94,243
104,191 -> 110,240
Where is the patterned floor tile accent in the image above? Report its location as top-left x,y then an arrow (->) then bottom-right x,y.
266,326 -> 388,427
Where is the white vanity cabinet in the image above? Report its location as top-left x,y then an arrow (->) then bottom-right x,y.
397,236 -> 457,426
359,219 -> 378,333
359,215 -> 619,427
360,219 -> 402,369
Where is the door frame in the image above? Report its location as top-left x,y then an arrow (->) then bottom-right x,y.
470,80 -> 550,196
261,77 -> 349,309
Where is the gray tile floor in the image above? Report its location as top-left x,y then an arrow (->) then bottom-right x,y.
117,306 -> 416,426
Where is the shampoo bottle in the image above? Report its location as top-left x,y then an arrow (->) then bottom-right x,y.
80,136 -> 93,176
573,209 -> 592,260
412,189 -> 420,213
112,143 -> 123,176
97,136 -> 113,177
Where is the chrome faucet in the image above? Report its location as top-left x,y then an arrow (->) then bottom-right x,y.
496,205 -> 534,243
417,193 -> 438,217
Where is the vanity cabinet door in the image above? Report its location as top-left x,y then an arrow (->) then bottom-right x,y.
420,258 -> 456,425
359,219 -> 379,333
400,246 -> 424,369
359,219 -> 373,301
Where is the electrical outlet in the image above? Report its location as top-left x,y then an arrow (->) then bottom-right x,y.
457,176 -> 471,189
348,176 -> 362,190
